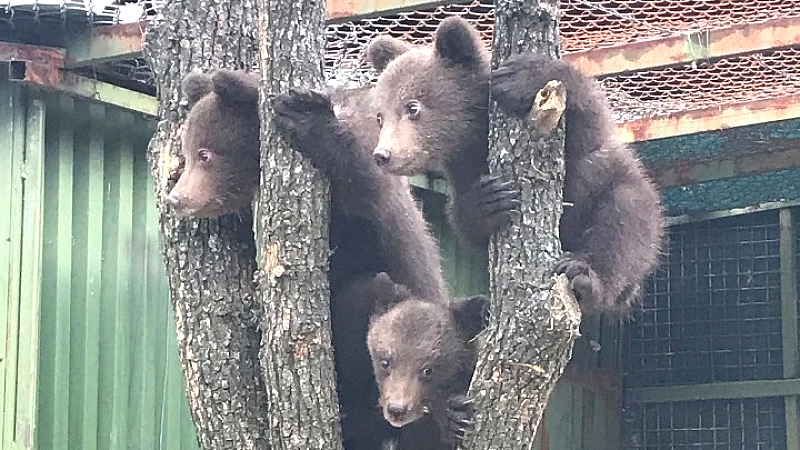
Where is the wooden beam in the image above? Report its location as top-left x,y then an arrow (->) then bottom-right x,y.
566,16 -> 800,77
8,60 -> 157,116
616,93 -> 800,143
779,209 -> 800,450
651,144 -> 800,188
627,378 -> 800,403
65,22 -> 148,68
667,200 -> 800,227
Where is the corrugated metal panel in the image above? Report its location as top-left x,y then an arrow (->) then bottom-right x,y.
0,69 -> 199,450
1,64 -> 46,450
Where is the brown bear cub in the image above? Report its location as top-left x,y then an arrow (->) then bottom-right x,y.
366,17 -> 664,314
271,87 -> 450,448
363,272 -> 489,447
168,70 -> 261,218
172,71 -> 449,448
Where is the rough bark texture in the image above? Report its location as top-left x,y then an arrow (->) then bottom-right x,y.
254,1 -> 343,449
142,2 -> 270,448
461,1 -> 582,448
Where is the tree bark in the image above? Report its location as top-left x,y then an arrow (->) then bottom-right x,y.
142,3 -> 271,448
254,0 -> 343,449
461,0 -> 582,448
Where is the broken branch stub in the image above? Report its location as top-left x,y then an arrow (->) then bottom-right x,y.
529,79 -> 566,136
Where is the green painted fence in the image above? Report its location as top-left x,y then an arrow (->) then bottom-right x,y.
0,65 -> 200,450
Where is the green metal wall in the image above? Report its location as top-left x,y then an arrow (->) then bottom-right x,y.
0,65 -> 200,450
1,65 -> 45,450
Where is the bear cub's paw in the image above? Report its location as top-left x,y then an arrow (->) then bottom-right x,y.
443,393 -> 474,444
490,57 -> 540,117
272,88 -> 335,140
462,174 -> 520,236
554,252 -> 606,307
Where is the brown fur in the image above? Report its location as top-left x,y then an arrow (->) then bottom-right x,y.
366,17 -> 665,314
366,273 -> 488,447
271,86 -> 449,449
168,70 -> 260,218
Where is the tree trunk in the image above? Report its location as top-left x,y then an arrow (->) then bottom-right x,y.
461,1 -> 582,448
142,4 -> 271,448
254,0 -> 343,449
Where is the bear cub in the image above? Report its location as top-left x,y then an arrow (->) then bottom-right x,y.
365,272 -> 489,447
173,70 -> 450,449
366,17 -> 665,313
271,86 -> 449,449
168,70 -> 261,218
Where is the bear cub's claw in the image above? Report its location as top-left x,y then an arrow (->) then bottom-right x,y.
463,174 -> 520,236
271,88 -> 335,139
554,252 -> 605,307
443,394 -> 474,444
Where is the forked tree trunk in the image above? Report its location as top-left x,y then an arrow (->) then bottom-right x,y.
254,0 -> 344,448
461,1 -> 582,448
142,4 -> 270,448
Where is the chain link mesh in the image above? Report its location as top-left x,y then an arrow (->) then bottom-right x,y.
2,0 -> 799,122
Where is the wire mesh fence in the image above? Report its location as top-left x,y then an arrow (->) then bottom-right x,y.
621,397 -> 788,449
621,209 -> 797,449
625,211 -> 784,389
3,0 -> 799,123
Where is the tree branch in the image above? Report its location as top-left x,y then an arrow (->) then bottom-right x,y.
254,0 -> 344,447
461,0 -> 582,447
142,2 -> 270,447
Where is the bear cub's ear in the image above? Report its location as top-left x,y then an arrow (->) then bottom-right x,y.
366,36 -> 412,73
181,72 -> 213,108
451,295 -> 490,340
434,16 -> 486,68
210,70 -> 260,107
370,272 -> 414,315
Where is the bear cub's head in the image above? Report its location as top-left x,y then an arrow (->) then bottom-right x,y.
366,17 -> 491,177
167,70 -> 260,218
366,274 -> 488,429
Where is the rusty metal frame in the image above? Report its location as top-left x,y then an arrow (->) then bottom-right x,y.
65,22 -> 148,68
650,144 -> 800,188
566,16 -> 800,76
63,11 -> 800,77
1,42 -> 157,116
616,93 -> 800,143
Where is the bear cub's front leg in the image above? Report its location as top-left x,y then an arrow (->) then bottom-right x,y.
449,174 -> 520,247
272,88 -> 340,164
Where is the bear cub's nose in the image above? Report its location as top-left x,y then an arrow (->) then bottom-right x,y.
166,190 -> 185,209
386,402 -> 408,420
373,148 -> 392,166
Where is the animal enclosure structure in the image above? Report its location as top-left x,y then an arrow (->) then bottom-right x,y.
1,0 -> 799,449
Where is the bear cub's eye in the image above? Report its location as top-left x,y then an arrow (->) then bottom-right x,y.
198,149 -> 213,164
380,359 -> 390,371
420,366 -> 432,380
376,113 -> 383,127
406,100 -> 422,119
